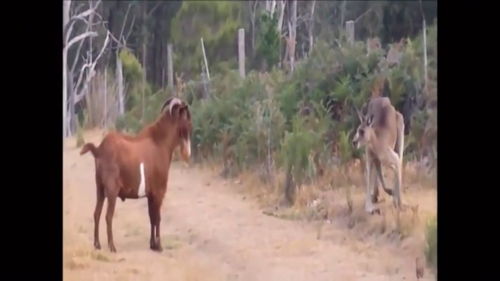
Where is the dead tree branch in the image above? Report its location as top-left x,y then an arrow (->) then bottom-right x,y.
73,31 -> 111,105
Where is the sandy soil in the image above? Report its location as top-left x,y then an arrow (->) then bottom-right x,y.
63,130 -> 435,281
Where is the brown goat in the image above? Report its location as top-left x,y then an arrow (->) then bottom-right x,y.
80,97 -> 192,252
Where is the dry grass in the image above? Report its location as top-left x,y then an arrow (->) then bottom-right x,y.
203,160 -> 436,251
186,158 -> 436,268
65,256 -> 90,270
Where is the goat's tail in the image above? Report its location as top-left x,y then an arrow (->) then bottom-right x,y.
80,143 -> 99,158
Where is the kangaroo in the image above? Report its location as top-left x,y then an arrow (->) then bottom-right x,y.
352,97 -> 404,213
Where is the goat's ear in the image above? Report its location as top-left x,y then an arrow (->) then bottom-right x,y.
179,105 -> 190,120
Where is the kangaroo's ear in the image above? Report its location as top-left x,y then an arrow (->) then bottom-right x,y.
355,107 -> 364,124
367,114 -> 374,127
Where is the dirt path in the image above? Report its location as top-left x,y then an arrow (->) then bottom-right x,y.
63,130 -> 435,281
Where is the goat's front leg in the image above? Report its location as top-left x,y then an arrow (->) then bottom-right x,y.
148,195 -> 164,252
147,197 -> 157,250
154,194 -> 165,252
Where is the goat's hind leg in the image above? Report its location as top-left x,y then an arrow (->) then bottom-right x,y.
103,175 -> 119,253
93,182 -> 105,250
105,194 -> 118,252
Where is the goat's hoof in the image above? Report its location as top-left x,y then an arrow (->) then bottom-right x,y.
109,245 -> 117,253
94,242 -> 101,250
151,244 -> 163,252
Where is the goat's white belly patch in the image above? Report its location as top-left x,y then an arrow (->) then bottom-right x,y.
137,162 -> 147,198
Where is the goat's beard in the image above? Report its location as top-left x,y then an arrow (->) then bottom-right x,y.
179,138 -> 191,164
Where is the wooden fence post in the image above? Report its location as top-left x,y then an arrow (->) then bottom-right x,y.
346,20 -> 355,44
238,28 -> 246,78
167,43 -> 174,90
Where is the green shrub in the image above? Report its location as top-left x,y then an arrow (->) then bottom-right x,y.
425,216 -> 437,276
255,11 -> 280,70
119,49 -> 144,84
76,123 -> 85,148
280,110 -> 328,187
112,22 -> 437,189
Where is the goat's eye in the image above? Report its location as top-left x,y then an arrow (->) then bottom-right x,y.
359,129 -> 364,136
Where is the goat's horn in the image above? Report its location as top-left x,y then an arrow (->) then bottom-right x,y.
168,98 -> 183,116
160,97 -> 183,114
160,99 -> 170,112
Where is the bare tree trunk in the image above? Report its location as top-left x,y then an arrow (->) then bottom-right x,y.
249,1 -> 259,56
68,74 -> 76,135
63,1 -> 71,30
340,0 -> 346,31
63,51 -> 68,137
308,0 -> 316,55
270,0 -> 276,15
103,69 -> 107,128
141,49 -> 146,120
277,0 -> 286,35
238,28 -> 246,78
116,54 -> 124,115
167,43 -> 173,90
142,3 -> 147,120
422,19 -> 428,97
63,0 -> 71,137
289,0 -> 297,73
67,70 -> 74,136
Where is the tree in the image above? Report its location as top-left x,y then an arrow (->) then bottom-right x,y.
255,11 -> 280,71
170,1 -> 244,78
64,0 -> 112,137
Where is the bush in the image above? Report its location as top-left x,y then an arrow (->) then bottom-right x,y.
280,109 -> 328,186
255,11 -> 280,70
113,22 -> 437,191
425,216 -> 437,275
119,49 -> 144,84
76,123 -> 85,148
115,89 -> 171,134
119,49 -> 151,112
